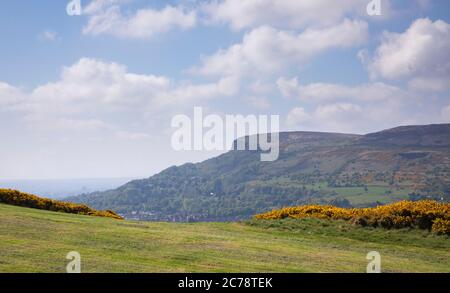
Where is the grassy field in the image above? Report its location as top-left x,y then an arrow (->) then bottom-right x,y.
253,179 -> 414,206
0,203 -> 449,273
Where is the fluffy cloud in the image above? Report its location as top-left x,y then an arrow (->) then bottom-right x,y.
284,99 -> 422,134
17,58 -> 170,131
286,103 -> 364,133
151,76 -> 239,109
1,55 -> 238,178
83,0 -> 126,14
82,0 -> 383,35
2,58 -> 236,134
278,17 -> 450,134
31,58 -> 169,108
277,77 -> 408,102
193,19 -> 368,77
286,107 -> 310,127
365,18 -> 450,91
281,78 -> 434,133
83,4 -> 196,38
0,82 -> 25,108
202,0 -> 370,30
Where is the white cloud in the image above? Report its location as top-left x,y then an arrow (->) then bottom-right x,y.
286,107 -> 310,127
286,103 -> 364,133
202,0 -> 370,30
22,58 -> 171,123
2,58 -> 236,134
0,82 -> 25,108
0,55 -> 238,179
151,76 -> 239,109
281,78 -> 437,134
83,4 -> 197,39
285,100 -> 414,134
407,77 -> 450,92
277,77 -> 407,102
365,18 -> 450,91
315,102 -> 362,119
83,0 -> 127,14
193,19 -> 368,77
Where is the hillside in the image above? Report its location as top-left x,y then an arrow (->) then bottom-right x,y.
0,203 -> 449,273
69,124 -> 450,221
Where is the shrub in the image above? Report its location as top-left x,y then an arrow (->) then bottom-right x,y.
0,189 -> 123,220
432,219 -> 450,235
255,200 -> 449,234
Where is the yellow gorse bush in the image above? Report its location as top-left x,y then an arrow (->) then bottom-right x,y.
0,189 -> 123,220
255,200 -> 450,235
431,218 -> 450,235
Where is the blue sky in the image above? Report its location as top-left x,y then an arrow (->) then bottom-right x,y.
0,0 -> 450,179
0,1 -> 240,87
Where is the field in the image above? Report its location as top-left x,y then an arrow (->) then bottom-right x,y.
0,203 -> 449,273
296,182 -> 414,206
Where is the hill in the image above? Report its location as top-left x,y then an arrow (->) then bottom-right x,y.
0,203 -> 449,273
0,189 -> 123,220
69,124 -> 450,221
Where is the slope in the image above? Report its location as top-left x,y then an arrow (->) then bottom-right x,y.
0,203 -> 449,273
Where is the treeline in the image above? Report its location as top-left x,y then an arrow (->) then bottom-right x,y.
0,189 -> 123,220
255,200 -> 450,235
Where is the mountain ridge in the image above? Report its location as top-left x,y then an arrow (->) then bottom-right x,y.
69,123 -> 450,221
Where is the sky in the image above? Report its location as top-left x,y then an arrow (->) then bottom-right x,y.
0,0 -> 449,180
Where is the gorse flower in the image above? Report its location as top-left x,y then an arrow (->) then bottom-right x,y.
432,218 -> 450,235
255,200 -> 450,235
0,189 -> 123,220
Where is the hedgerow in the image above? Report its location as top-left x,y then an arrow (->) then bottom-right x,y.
255,200 -> 450,235
0,189 -> 123,220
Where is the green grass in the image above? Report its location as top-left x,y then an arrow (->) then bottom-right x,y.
0,203 -> 449,273
274,182 -> 413,206
326,186 -> 413,205
250,179 -> 414,206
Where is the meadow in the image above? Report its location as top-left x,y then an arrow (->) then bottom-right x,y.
0,203 -> 449,273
